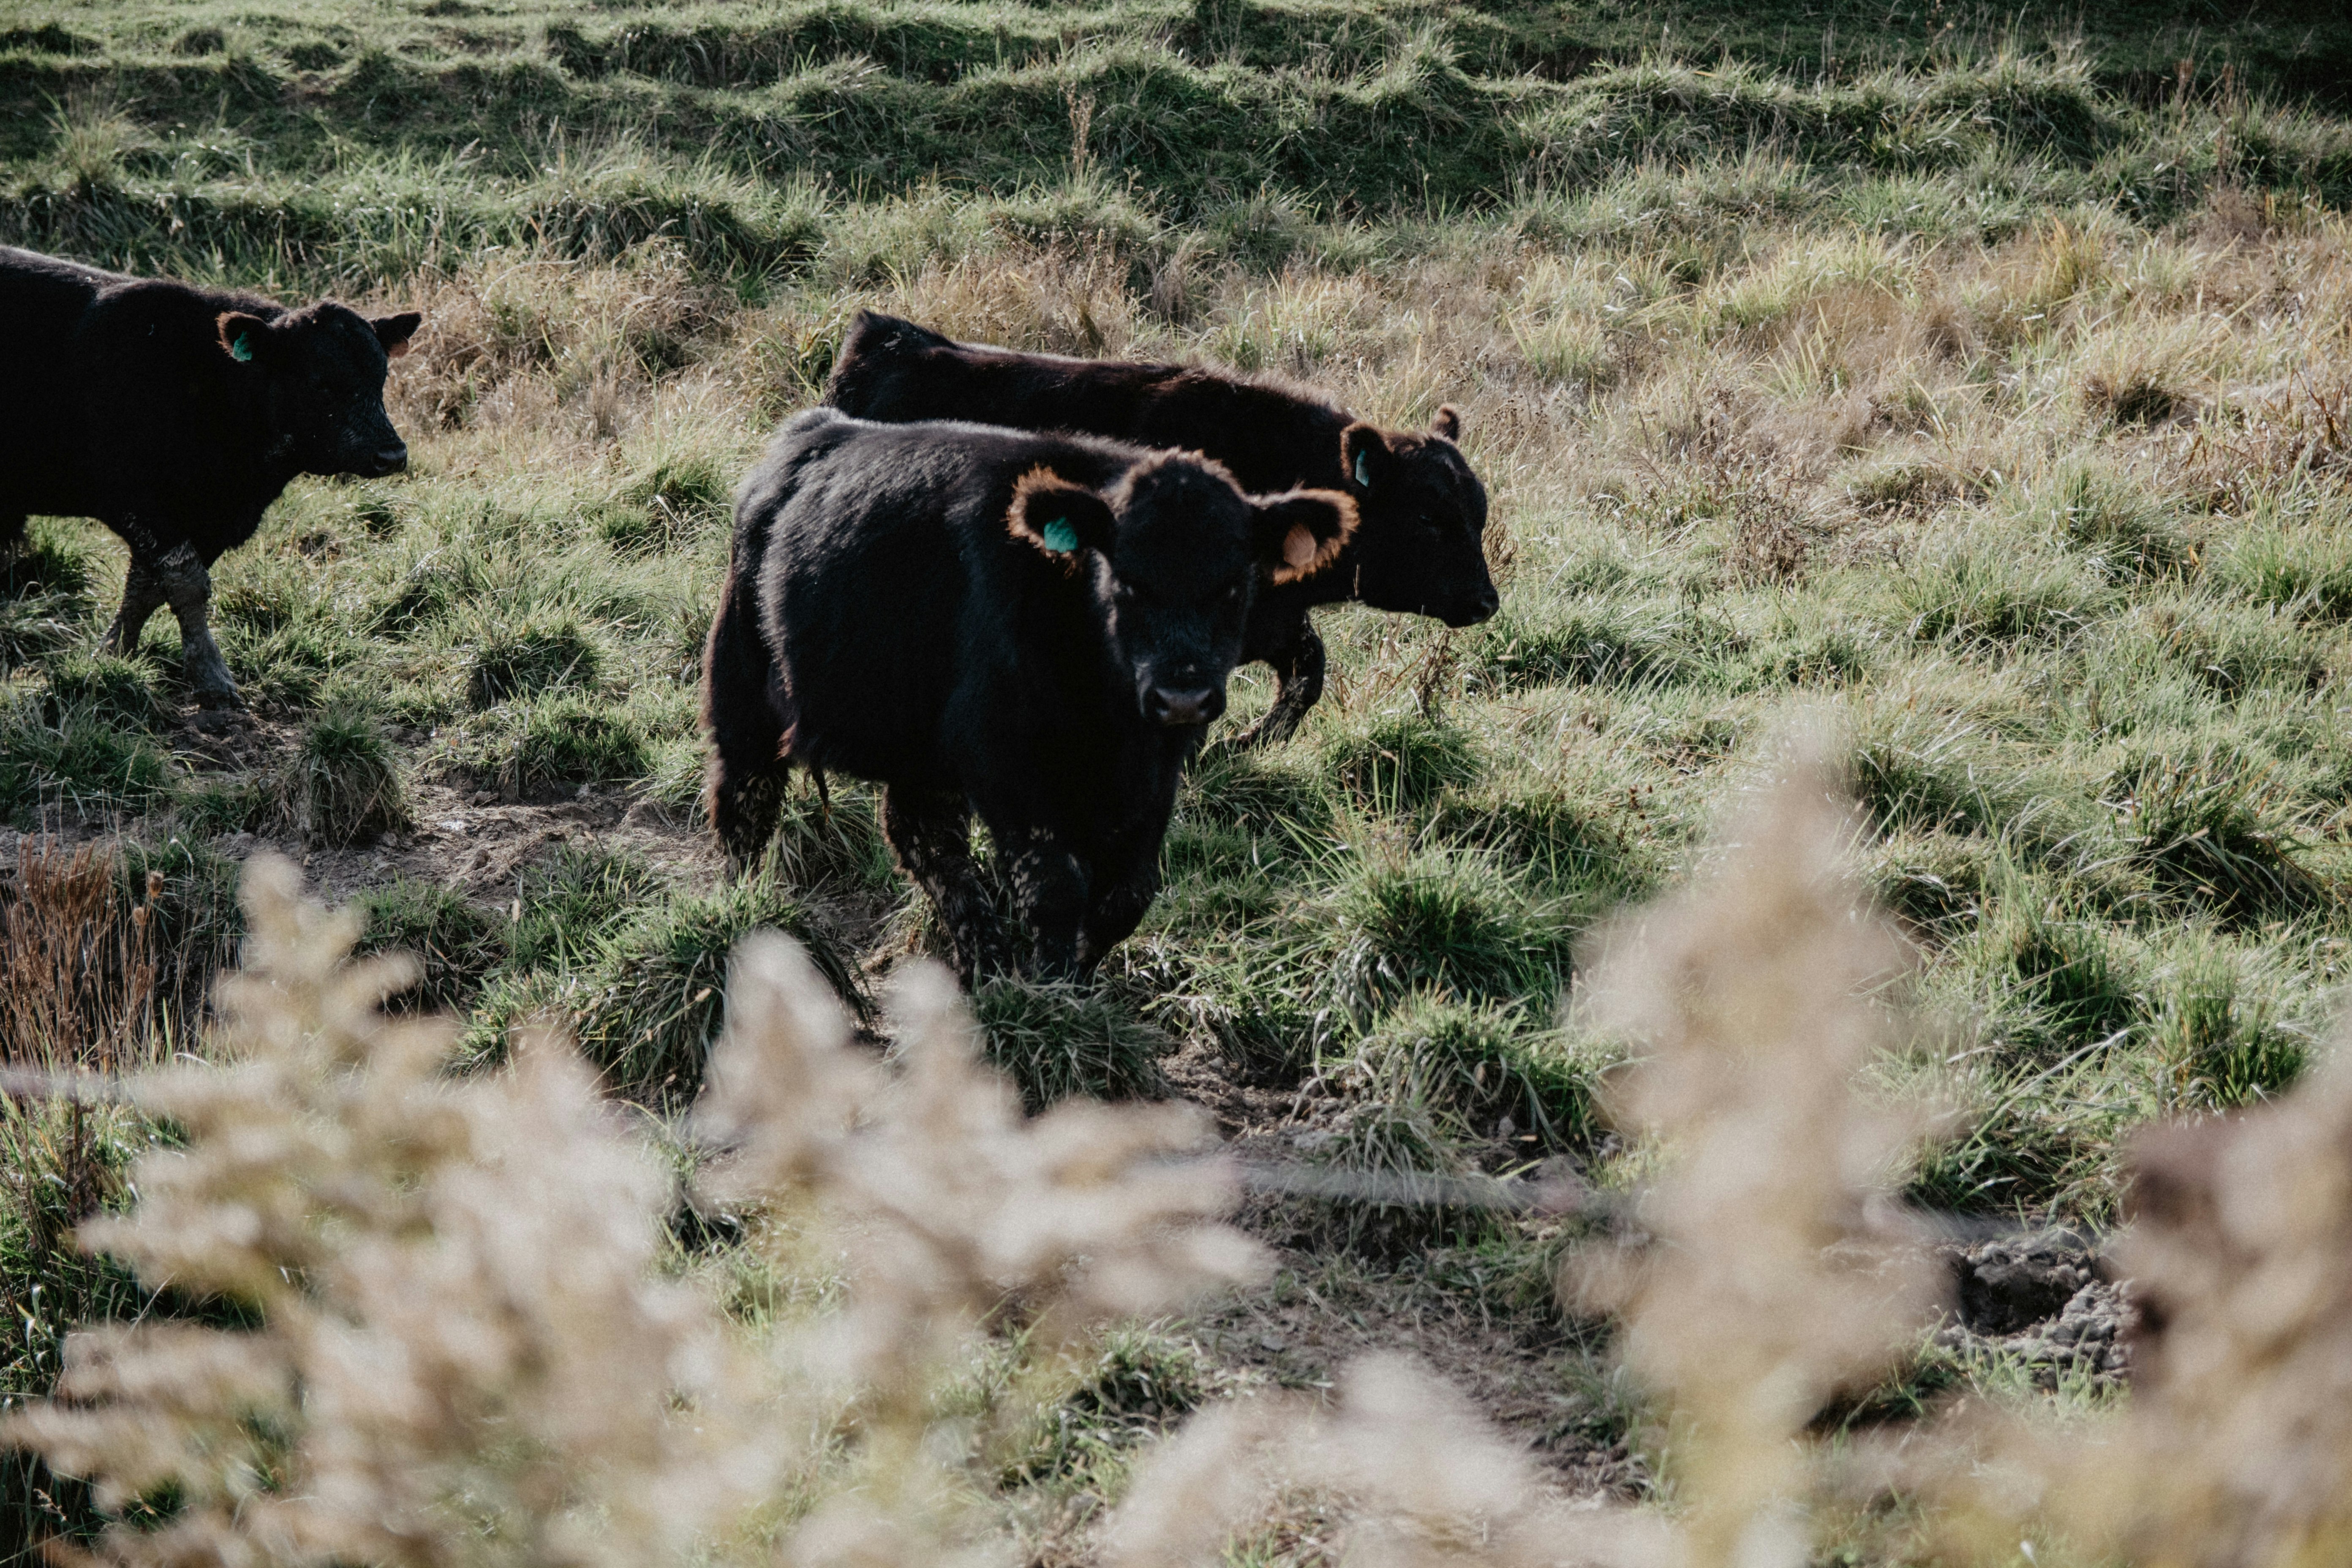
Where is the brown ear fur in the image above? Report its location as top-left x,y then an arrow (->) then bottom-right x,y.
216,311 -> 271,365
1007,467 -> 1115,564
1430,404 -> 1462,442
1260,488 -> 1359,585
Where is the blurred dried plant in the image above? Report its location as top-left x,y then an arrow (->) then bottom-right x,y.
7,853 -> 772,1568
694,936 -> 1269,1567
37,737 -> 2352,1568
1565,727 -> 1949,1567
1904,1048 -> 2352,1567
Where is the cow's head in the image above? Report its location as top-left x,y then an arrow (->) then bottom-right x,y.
1339,406 -> 1497,628
1010,454 -> 1355,728
216,302 -> 422,479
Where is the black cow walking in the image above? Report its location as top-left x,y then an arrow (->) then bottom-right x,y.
704,408 -> 1356,983
0,246 -> 421,706
825,310 -> 1496,746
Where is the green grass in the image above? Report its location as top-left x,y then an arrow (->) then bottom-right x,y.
5,0 -> 2352,1548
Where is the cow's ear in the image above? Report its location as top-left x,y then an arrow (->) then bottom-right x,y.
372,311 -> 423,359
1340,422 -> 1394,492
1430,404 -> 1462,442
1008,468 -> 1116,563
1252,489 -> 1358,585
216,311 -> 274,366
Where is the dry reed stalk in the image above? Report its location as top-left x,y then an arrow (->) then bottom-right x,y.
0,840 -> 161,1077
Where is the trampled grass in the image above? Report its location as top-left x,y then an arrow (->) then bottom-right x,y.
5,0 -> 2352,1556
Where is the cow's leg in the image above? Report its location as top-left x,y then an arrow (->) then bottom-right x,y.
101,553 -> 168,658
152,542 -> 239,707
1233,616 -> 1326,749
702,574 -> 790,874
999,823 -> 1091,983
883,785 -> 1010,985
1075,828 -> 1166,979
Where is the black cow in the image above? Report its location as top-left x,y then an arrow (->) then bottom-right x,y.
0,246 -> 421,706
704,408 -> 1356,983
825,309 -> 1496,746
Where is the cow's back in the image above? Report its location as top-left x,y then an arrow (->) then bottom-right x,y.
0,248 -> 114,513
826,311 -> 1350,498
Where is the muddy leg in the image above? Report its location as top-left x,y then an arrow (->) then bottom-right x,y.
101,554 -> 168,658
154,542 -> 238,707
1001,825 -> 1090,983
702,575 -> 791,874
883,785 -> 1010,985
1233,621 -> 1326,749
1075,830 -> 1165,979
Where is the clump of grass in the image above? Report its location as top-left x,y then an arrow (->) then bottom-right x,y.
485,694 -> 651,801
1336,994 -> 1604,1149
966,978 -> 1172,1110
1322,713 -> 1481,814
1866,830 -> 1995,935
1893,537 -> 2105,644
1,839 -> 160,1073
2025,460 -> 2190,581
284,708 -> 408,845
1001,1329 -> 1209,1489
759,781 -> 898,893
115,838 -> 242,1040
1845,710 -> 2025,839
596,451 -> 735,554
40,654 -> 163,732
2142,939 -> 2308,1110
354,878 -> 508,1012
508,844 -> 662,973
565,878 -> 859,1102
1466,602 -> 1697,693
0,696 -> 174,825
1428,784 -> 1649,900
0,519 -> 95,603
2106,745 -> 2328,926
1973,890 -> 2144,1064
1179,743 -> 1331,838
2213,520 -> 2352,622
466,618 -> 603,708
1325,851 -> 1576,1017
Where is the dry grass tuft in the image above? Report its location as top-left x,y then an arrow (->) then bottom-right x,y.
0,840 -> 159,1075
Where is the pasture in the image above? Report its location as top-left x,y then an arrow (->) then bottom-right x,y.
5,0 -> 2352,1560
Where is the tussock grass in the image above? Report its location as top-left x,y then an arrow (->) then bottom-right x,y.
284,708 -> 409,846
559,878 -> 858,1102
354,878 -> 508,1013
967,978 -> 1173,1110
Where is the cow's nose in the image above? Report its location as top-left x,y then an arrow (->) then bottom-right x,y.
1146,686 -> 1224,727
372,446 -> 409,476
1446,586 -> 1500,628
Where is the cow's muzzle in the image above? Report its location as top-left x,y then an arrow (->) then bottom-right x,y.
1145,685 -> 1225,727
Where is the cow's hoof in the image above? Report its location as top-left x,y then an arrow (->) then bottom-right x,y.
193,686 -> 248,715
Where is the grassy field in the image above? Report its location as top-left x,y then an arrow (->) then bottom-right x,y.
5,0 -> 2352,1557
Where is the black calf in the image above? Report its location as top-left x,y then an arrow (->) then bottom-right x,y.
702,408 -> 1355,982
0,245 -> 420,705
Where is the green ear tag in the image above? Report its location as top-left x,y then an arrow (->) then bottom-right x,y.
1041,517 -> 1080,553
1354,449 -> 1372,488
229,332 -> 254,363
